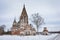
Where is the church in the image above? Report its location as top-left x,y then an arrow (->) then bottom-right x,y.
11,5 -> 36,35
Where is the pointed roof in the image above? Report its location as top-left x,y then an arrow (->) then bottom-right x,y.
13,18 -> 16,23
20,5 -> 28,19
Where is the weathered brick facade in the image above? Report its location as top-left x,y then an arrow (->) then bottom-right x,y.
11,5 -> 36,35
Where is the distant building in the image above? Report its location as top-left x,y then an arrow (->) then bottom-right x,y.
11,5 -> 36,35
43,27 -> 48,35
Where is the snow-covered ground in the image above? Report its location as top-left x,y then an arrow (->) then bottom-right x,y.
49,34 -> 60,40
0,34 -> 58,40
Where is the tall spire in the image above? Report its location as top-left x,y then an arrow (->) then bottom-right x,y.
20,4 -> 28,19
19,4 -> 28,24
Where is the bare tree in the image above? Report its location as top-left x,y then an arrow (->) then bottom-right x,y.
31,13 -> 44,32
0,25 -> 6,30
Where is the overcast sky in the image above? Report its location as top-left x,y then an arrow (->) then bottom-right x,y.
0,0 -> 60,31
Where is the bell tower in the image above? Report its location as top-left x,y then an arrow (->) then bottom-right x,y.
20,5 -> 28,24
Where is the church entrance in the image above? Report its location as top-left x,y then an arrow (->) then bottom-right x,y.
25,31 -> 30,35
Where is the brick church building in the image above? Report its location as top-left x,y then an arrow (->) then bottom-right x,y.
11,5 -> 36,35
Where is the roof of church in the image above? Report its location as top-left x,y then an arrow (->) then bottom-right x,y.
20,5 -> 28,19
13,18 -> 16,23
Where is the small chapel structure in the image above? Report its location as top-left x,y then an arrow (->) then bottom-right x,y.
43,27 -> 48,35
11,5 -> 36,35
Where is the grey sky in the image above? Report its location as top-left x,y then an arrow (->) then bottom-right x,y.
0,0 -> 60,31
